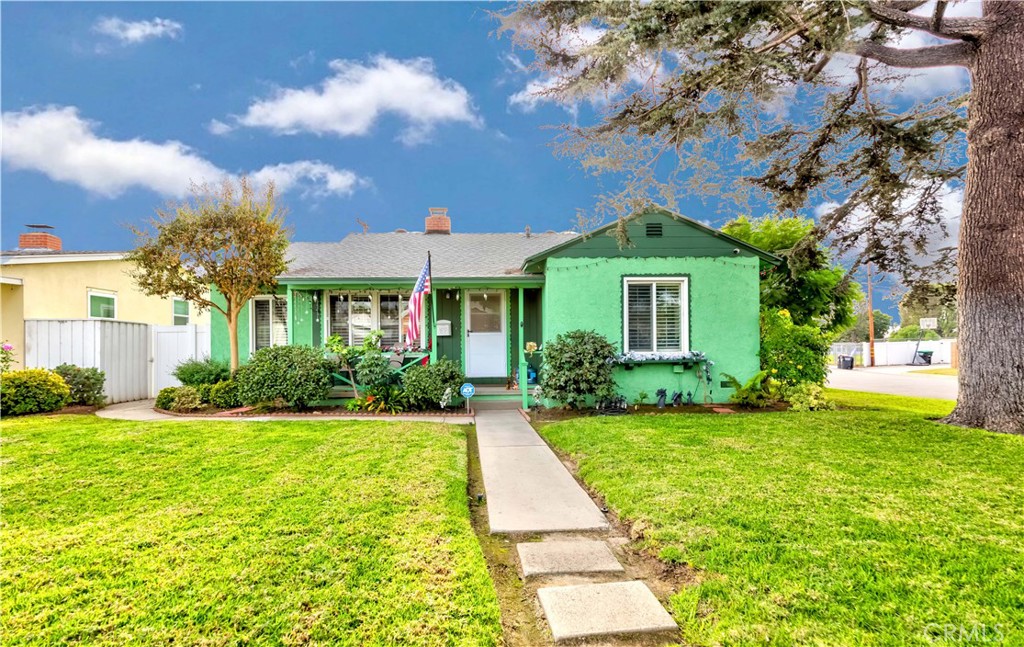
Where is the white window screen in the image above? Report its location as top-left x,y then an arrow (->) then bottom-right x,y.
254,300 -> 271,350
350,295 -> 373,346
272,297 -> 288,346
624,279 -> 687,353
329,294 -> 350,340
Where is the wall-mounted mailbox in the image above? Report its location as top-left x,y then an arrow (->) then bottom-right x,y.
436,319 -> 452,337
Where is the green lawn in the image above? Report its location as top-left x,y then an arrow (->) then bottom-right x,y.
538,391 -> 1024,646
913,367 -> 959,376
1,416 -> 500,646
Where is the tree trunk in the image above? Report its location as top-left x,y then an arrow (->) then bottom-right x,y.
227,309 -> 240,372
945,1 -> 1024,434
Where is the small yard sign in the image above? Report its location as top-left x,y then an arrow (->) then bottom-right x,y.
920,317 -> 939,330
460,383 -> 475,398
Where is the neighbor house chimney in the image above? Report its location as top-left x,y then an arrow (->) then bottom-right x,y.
425,207 -> 451,234
19,225 -> 62,251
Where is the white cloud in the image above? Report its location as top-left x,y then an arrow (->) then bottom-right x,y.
92,16 -> 183,45
1,106 -> 366,199
250,161 -> 366,199
206,119 -> 233,136
230,55 -> 481,145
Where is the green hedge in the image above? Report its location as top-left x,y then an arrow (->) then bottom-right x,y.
54,364 -> 106,406
0,369 -> 70,416
237,345 -> 332,409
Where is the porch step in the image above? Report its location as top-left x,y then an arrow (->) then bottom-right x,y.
517,540 -> 624,578
472,398 -> 522,411
537,581 -> 678,642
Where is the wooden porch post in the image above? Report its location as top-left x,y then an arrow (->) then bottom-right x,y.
286,285 -> 294,346
429,289 -> 438,363
518,287 -> 528,410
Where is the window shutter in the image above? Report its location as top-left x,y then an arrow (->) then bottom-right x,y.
272,297 -> 289,346
254,300 -> 271,350
329,294 -> 350,342
627,283 -> 653,351
379,294 -> 402,347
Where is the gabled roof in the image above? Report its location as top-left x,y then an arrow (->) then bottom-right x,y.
522,209 -> 782,271
281,231 -> 577,280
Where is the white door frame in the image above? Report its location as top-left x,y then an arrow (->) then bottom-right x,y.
464,289 -> 508,378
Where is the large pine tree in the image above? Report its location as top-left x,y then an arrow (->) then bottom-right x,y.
501,0 -> 1023,434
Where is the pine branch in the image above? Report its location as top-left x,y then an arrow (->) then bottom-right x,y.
855,40 -> 975,68
865,1 -> 992,40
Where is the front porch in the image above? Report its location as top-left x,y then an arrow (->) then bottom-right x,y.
279,282 -> 544,409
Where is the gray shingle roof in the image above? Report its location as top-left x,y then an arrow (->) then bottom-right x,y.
281,232 -> 578,280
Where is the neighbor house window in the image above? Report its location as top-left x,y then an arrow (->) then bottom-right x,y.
251,296 -> 288,351
328,291 -> 408,347
88,290 -> 117,319
623,277 -> 688,353
173,298 -> 190,326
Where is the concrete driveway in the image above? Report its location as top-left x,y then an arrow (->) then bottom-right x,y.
827,365 -> 958,400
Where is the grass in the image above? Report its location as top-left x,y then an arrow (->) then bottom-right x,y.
1,416 -> 500,646
537,390 -> 1024,646
913,367 -> 959,376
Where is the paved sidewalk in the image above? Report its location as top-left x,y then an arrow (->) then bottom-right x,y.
96,399 -> 473,424
475,410 -> 608,534
827,366 -> 958,400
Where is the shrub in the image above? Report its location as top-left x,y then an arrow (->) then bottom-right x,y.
210,380 -> 241,409
760,309 -> 831,386
236,345 -> 332,409
402,359 -> 464,410
1,341 -> 15,374
173,358 -> 230,387
53,364 -> 106,406
196,383 -> 214,404
170,386 -> 202,412
0,369 -> 70,415
155,387 -> 179,410
355,350 -> 393,391
785,382 -> 836,412
723,370 -> 783,408
541,329 -> 617,408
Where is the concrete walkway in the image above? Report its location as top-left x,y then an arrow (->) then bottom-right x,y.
475,410 -> 608,534
827,365 -> 958,399
96,399 -> 474,424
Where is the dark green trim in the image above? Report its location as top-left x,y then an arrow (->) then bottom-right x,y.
522,209 -> 782,272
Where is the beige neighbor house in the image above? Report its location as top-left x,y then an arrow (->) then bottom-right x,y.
1,227 -> 208,369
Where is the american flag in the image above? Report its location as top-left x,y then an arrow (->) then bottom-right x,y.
407,254 -> 431,345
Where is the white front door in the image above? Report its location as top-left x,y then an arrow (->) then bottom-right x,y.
465,290 -> 507,378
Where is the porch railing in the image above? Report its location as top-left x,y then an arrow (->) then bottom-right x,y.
328,351 -> 429,394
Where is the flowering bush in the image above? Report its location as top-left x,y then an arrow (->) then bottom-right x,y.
402,359 -> 463,410
785,382 -> 836,412
1,342 -> 15,374
760,309 -> 830,386
53,364 -> 106,407
542,330 -> 617,408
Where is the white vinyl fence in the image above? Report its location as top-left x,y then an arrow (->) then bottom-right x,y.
152,325 -> 211,393
831,338 -> 956,366
24,320 -> 211,403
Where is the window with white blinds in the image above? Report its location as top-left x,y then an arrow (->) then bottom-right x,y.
252,296 -> 289,352
623,278 -> 688,353
327,291 -> 407,347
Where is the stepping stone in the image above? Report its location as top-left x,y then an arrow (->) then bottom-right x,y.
517,540 -> 624,577
537,581 -> 678,642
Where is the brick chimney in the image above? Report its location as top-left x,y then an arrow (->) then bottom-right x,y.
425,207 -> 451,234
19,226 -> 62,251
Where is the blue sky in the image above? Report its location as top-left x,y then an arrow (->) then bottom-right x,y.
2,1 -> 690,251
2,2 -> 968,320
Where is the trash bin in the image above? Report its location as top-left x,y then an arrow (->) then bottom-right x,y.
837,355 -> 854,370
916,350 -> 934,365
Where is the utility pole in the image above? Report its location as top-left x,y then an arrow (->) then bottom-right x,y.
866,262 -> 876,367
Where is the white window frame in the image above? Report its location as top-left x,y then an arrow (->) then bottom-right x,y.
249,295 -> 289,353
324,290 -> 410,347
172,298 -> 190,326
622,276 -> 689,354
87,289 -> 117,320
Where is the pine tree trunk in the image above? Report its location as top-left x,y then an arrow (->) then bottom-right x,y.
945,1 -> 1024,434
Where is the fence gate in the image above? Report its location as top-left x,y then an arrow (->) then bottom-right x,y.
24,320 -> 211,403
152,325 -> 212,394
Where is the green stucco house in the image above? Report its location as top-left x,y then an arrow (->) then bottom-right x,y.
210,208 -> 779,406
